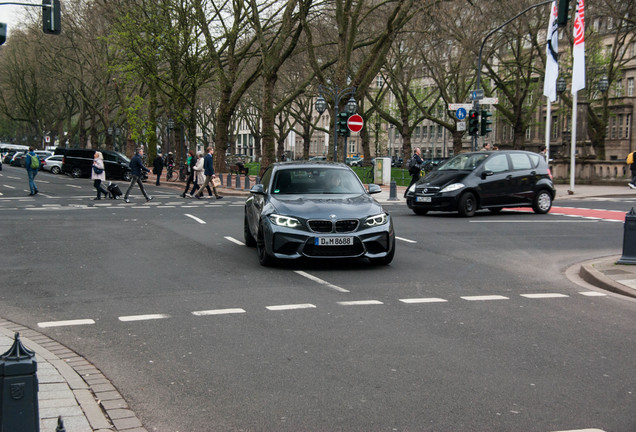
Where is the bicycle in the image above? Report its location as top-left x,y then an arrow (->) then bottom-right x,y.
166,164 -> 177,182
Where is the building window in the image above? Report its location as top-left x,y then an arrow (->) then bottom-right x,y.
525,126 -> 531,140
552,116 -> 559,139
618,115 -> 623,139
437,125 -> 443,138
626,115 -> 631,139
415,126 -> 420,139
628,78 -> 634,97
611,116 -> 617,139
376,76 -> 383,87
615,80 -> 623,97
422,125 -> 428,139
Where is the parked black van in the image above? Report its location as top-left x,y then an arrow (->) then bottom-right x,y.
55,148 -> 133,181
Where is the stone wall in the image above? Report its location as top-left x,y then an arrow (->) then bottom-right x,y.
550,159 -> 632,184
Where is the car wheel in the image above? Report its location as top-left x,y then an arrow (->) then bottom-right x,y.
532,190 -> 552,214
71,167 -> 82,178
123,171 -> 132,182
369,236 -> 395,266
457,192 -> 477,217
51,166 -> 61,174
488,207 -> 503,214
244,214 -> 256,247
412,208 -> 428,216
256,223 -> 276,266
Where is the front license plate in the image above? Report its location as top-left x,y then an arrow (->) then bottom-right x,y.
416,196 -> 432,202
315,236 -> 353,246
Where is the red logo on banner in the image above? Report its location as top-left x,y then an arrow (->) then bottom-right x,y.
573,0 -> 585,46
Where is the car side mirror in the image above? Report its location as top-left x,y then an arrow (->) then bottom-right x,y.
250,184 -> 265,195
481,170 -> 493,179
368,184 -> 382,194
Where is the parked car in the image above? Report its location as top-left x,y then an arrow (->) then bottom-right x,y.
308,156 -> 327,161
55,148 -> 135,181
11,151 -> 51,169
405,150 -> 555,217
10,152 -> 26,166
42,155 -> 64,174
3,151 -> 17,164
422,157 -> 450,173
391,156 -> 403,167
244,162 -> 395,266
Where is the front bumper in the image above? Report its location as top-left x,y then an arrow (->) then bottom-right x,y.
263,221 -> 395,260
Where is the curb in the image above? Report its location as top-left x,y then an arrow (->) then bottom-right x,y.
578,256 -> 636,300
0,318 -> 146,432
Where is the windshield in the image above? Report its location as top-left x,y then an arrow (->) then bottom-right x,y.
437,153 -> 488,171
272,167 -> 365,195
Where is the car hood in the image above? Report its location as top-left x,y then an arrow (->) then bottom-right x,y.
270,194 -> 384,219
417,170 -> 470,188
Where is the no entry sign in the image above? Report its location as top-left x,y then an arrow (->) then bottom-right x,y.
347,114 -> 364,133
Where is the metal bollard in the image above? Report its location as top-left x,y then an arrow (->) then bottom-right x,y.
617,207 -> 636,265
0,332 -> 39,432
235,174 -> 241,189
244,175 -> 250,190
226,173 -> 232,189
388,180 -> 399,201
219,174 -> 223,186
56,416 -> 66,432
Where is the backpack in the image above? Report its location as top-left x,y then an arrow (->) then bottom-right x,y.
406,156 -> 420,174
29,154 -> 39,169
627,152 -> 634,165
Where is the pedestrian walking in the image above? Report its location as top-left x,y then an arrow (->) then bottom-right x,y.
25,147 -> 39,196
190,152 -> 213,197
91,151 -> 109,200
194,147 -> 222,199
628,150 -> 636,189
153,151 -> 164,186
181,150 -> 196,197
405,147 -> 423,197
123,147 -> 152,203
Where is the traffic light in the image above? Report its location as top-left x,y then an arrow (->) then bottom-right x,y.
557,0 -> 570,28
0,23 -> 6,46
480,110 -> 493,136
337,112 -> 350,137
468,110 -> 479,136
42,0 -> 61,35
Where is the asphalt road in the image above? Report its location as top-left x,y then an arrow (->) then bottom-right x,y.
1,166 -> 635,432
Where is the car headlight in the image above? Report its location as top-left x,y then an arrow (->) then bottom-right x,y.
269,214 -> 302,228
440,183 -> 465,193
364,213 -> 388,227
407,184 -> 417,195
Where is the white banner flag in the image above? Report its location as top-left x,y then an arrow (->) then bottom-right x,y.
543,1 -> 559,102
572,0 -> 586,93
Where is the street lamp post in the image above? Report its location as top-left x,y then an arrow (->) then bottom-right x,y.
167,118 -> 174,157
314,85 -> 357,162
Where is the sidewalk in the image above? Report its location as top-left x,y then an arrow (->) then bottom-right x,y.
0,319 -> 146,432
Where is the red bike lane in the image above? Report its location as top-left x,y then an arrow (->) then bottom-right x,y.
513,206 -> 627,221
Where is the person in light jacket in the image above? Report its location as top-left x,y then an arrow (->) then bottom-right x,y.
189,153 -> 212,197
91,151 -> 109,200
194,147 -> 222,199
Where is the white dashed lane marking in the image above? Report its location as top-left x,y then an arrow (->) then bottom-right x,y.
38,319 -> 95,328
266,304 -> 316,311
294,270 -> 349,293
184,213 -> 206,224
192,308 -> 246,316
35,291 -> 610,327
118,314 -> 171,322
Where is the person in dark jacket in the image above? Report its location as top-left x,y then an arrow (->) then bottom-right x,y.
25,147 -> 39,196
181,150 -> 196,197
405,147 -> 424,197
153,151 -> 164,186
124,148 -> 152,203
194,147 -> 222,199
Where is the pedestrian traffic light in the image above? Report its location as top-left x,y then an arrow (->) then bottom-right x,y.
42,0 -> 61,35
468,110 -> 479,136
0,23 -> 6,46
557,0 -> 570,28
337,112 -> 350,137
480,110 -> 493,136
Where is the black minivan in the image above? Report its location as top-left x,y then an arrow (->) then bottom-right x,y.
405,150 -> 555,217
55,148 -> 133,181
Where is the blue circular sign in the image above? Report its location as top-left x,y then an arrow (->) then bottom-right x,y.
456,108 -> 467,120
